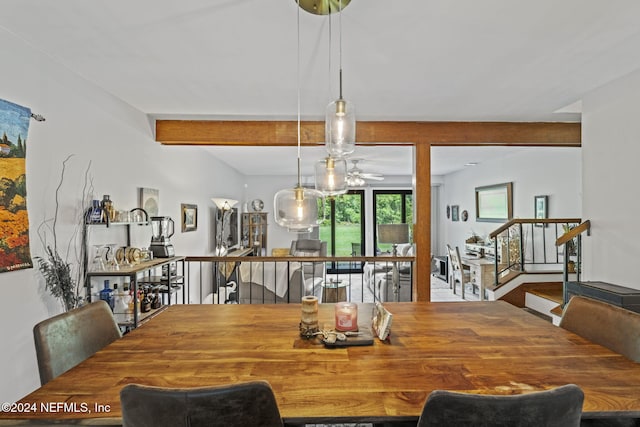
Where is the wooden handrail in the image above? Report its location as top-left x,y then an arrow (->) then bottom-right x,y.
489,218 -> 582,239
556,220 -> 591,246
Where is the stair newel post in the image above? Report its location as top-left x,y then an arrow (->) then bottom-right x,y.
576,232 -> 582,283
493,236 -> 499,288
562,240 -> 570,305
519,223 -> 525,272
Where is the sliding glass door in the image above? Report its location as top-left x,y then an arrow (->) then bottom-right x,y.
319,190 -> 365,273
373,190 -> 413,254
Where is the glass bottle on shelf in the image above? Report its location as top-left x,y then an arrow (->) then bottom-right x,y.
135,288 -> 143,316
99,280 -> 114,311
113,283 -> 129,323
90,245 -> 106,272
122,283 -> 133,322
112,283 -> 120,315
141,289 -> 151,313
89,199 -> 102,223
152,289 -> 161,309
100,195 -> 113,223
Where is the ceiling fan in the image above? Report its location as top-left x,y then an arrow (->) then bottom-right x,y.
346,159 -> 384,186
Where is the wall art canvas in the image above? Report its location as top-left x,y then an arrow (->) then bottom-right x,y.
139,187 -> 159,217
181,203 -> 197,232
0,99 -> 33,273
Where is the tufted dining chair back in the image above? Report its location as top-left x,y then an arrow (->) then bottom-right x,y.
33,300 -> 122,385
417,384 -> 584,427
120,380 -> 283,427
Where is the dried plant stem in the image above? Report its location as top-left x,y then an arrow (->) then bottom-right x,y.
36,155 -> 93,311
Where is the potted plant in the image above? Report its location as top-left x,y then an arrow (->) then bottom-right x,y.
562,224 -> 577,272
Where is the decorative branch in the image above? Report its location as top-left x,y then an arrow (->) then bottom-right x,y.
35,155 -> 93,312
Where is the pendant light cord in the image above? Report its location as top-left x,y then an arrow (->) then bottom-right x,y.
339,0 -> 343,99
296,0 -> 302,188
328,1 -> 344,101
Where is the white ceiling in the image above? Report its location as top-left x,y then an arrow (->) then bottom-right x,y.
3,1 -> 638,175
207,145 -> 530,177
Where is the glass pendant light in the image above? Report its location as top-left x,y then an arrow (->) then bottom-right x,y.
274,1 -> 323,233
325,0 -> 355,157
315,156 -> 348,196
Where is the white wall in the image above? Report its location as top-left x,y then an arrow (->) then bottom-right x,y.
581,68 -> 640,289
0,29 -> 244,401
436,147 -> 582,256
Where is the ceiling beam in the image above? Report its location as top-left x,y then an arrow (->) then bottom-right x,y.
155,120 -> 581,146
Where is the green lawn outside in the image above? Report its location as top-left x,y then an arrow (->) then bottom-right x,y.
319,224 -> 394,255
319,224 -> 362,256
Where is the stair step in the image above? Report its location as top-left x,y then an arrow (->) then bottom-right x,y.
500,280 -> 563,308
550,305 -> 564,317
522,282 -> 564,325
527,286 -> 563,305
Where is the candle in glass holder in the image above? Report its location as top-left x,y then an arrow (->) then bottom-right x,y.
335,302 -> 358,332
300,296 -> 319,338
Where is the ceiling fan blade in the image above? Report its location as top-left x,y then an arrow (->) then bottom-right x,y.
361,173 -> 384,179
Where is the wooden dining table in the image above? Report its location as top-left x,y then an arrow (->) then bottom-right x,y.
2,301 -> 640,425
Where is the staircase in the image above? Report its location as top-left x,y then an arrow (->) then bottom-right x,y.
496,280 -> 563,324
478,219 -> 593,324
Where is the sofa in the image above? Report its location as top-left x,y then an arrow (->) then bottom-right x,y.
236,261 -> 322,304
363,243 -> 414,302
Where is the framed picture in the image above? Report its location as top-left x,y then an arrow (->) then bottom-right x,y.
181,203 -> 198,232
451,205 -> 459,222
139,188 -> 159,216
475,182 -> 513,223
534,195 -> 548,227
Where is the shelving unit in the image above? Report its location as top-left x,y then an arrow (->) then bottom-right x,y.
83,220 -> 185,331
86,257 -> 185,330
241,212 -> 268,255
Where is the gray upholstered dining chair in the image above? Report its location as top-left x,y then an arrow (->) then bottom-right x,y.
417,384 -> 584,427
120,380 -> 284,427
290,238 -> 327,281
559,295 -> 640,362
33,300 -> 122,385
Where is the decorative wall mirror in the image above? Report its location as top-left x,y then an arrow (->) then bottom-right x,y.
475,182 -> 513,222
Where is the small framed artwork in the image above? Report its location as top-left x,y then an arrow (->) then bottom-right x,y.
461,210 -> 469,222
139,188 -> 159,216
534,195 -> 548,227
181,203 -> 198,232
446,205 -> 451,219
451,205 -> 460,222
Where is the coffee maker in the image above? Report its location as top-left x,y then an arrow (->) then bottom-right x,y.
149,216 -> 175,258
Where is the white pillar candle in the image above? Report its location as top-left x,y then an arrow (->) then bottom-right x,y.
300,296 -> 319,337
